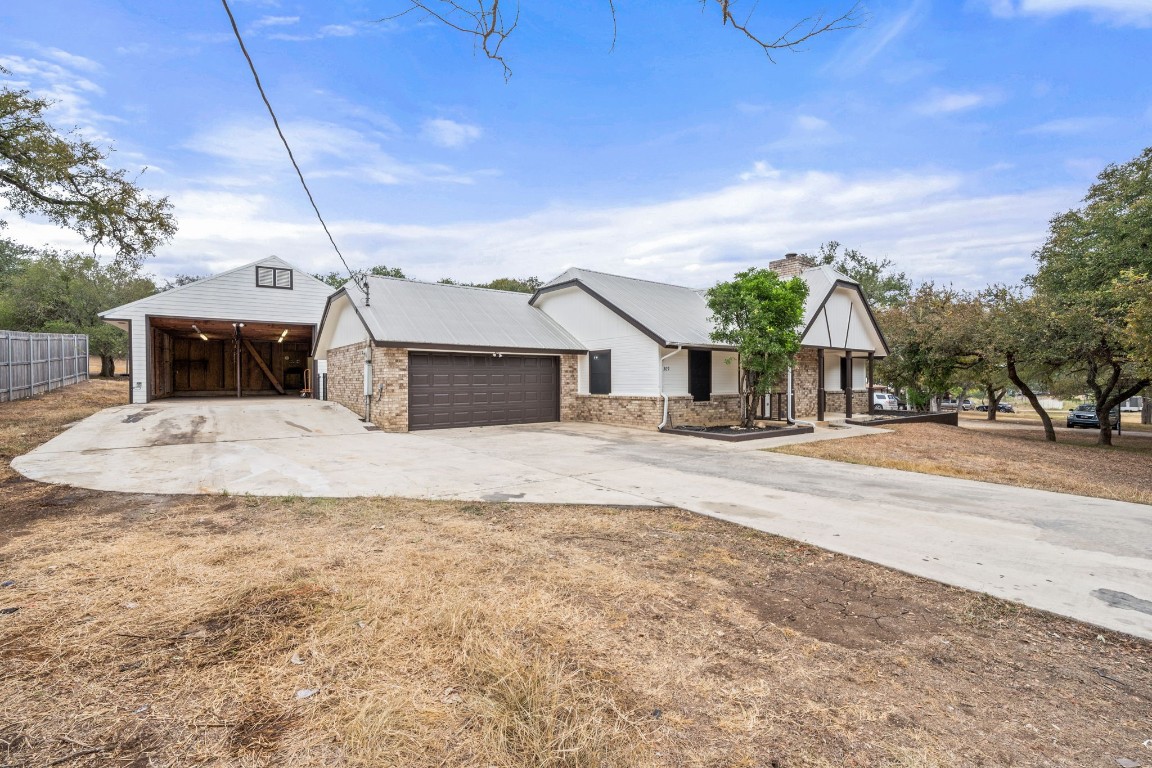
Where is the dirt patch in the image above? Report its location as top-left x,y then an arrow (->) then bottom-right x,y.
2,382 -> 1151,767
775,421 -> 1152,505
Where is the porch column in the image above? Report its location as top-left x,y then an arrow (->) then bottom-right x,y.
867,352 -> 875,415
844,350 -> 853,419
816,348 -> 825,422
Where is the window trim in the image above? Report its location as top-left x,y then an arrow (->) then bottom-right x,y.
255,266 -> 293,290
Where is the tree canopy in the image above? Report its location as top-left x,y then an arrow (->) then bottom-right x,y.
808,241 -> 911,309
707,267 -> 808,427
0,239 -> 157,376
0,79 -> 177,269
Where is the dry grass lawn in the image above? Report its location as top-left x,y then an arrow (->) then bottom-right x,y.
1,382 -> 1150,767
776,422 -> 1152,506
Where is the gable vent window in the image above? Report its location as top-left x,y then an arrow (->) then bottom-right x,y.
256,266 -> 293,290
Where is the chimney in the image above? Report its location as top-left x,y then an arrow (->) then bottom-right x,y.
768,252 -> 815,279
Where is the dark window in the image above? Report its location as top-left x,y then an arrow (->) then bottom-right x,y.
688,349 -> 711,402
256,266 -> 293,289
839,356 -> 849,390
589,350 -> 611,395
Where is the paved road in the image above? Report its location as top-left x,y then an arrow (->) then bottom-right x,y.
13,398 -> 1152,640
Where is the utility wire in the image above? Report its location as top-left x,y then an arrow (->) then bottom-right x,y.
220,0 -> 357,283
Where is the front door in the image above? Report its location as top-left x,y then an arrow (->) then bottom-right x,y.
688,349 -> 711,402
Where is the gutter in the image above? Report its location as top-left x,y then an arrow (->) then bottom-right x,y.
657,345 -> 683,430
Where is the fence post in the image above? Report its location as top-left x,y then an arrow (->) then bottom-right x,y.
4,332 -> 10,403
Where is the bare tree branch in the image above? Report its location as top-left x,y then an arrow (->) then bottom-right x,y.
379,1 -> 865,77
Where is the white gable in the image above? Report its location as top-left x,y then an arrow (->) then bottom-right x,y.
801,284 -> 886,354
101,256 -> 333,326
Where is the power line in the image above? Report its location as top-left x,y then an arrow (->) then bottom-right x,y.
220,0 -> 356,283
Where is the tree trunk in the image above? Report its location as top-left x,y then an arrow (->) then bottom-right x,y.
99,354 -> 116,378
1143,393 -> 1151,425
985,385 -> 1004,421
1005,352 -> 1054,441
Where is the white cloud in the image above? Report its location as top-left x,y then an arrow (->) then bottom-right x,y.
825,0 -> 927,75
0,52 -> 121,143
265,22 -> 368,41
766,114 -> 841,150
251,15 -> 299,28
984,0 -> 1152,26
916,89 -> 1001,115
421,118 -> 483,149
1022,116 -> 1113,134
184,118 -> 478,185
110,166 -> 1078,291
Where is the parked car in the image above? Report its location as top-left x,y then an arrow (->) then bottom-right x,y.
939,398 -> 959,410
1067,403 -> 1099,428
872,392 -> 900,411
1066,403 -> 1120,428
960,399 -> 975,411
975,403 -> 1016,413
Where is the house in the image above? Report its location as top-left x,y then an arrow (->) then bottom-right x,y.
101,252 -> 887,429
311,255 -> 888,431
768,253 -> 891,421
99,256 -> 333,404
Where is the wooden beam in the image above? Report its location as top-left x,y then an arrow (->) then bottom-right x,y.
817,348 -> 825,422
844,349 -> 853,419
242,339 -> 285,394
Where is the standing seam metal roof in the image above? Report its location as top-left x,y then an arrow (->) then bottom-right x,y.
533,266 -> 860,348
346,276 -> 585,351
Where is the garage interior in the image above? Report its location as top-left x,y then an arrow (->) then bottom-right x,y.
148,317 -> 313,399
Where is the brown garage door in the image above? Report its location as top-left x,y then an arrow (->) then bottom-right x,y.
408,352 -> 560,430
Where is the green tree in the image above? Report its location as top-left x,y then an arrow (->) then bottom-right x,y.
875,283 -> 966,409
1030,146 -> 1152,445
1,248 -> 156,376
0,79 -> 177,268
707,267 -> 808,428
314,264 -> 407,288
808,241 -> 911,309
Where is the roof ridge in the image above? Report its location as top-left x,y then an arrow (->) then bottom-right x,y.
364,274 -> 531,296
561,266 -> 701,292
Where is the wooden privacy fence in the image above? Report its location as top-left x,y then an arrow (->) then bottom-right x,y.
0,331 -> 90,403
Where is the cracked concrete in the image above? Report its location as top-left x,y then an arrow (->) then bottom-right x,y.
11,397 -> 1152,641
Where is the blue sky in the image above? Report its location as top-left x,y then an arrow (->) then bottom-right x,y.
1,0 -> 1150,289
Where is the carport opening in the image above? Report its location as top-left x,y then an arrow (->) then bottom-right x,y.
148,317 -> 313,399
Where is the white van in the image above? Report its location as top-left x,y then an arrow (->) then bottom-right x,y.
873,392 -> 900,411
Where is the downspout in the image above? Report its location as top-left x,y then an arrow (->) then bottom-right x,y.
786,366 -> 816,429
657,345 -> 683,430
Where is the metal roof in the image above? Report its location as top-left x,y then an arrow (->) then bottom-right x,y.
532,266 -> 861,349
533,268 -> 731,348
345,277 -> 586,353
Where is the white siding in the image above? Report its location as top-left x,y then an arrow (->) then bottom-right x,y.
535,287 -> 659,394
314,294 -> 369,358
713,351 -> 739,394
822,350 -> 869,390
658,348 -> 739,396
101,256 -> 334,404
802,287 -> 885,353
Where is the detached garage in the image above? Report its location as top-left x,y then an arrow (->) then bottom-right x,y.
100,257 -> 334,404
312,277 -> 584,432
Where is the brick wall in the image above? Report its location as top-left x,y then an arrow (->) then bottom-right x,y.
571,393 -> 741,430
559,354 -> 579,422
325,343 -> 408,430
792,348 -> 820,418
369,347 -> 408,431
326,341 -> 368,418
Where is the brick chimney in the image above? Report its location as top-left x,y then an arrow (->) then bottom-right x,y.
768,252 -> 815,279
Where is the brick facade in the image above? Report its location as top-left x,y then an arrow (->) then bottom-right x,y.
570,394 -> 741,429
368,347 -> 409,431
559,354 -> 579,422
326,341 -> 369,419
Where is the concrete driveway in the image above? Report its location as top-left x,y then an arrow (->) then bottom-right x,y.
13,398 -> 1152,641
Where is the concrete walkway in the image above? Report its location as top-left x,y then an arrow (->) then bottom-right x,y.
13,398 -> 1152,641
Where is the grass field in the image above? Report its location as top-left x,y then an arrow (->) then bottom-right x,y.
2,382 -> 1150,767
